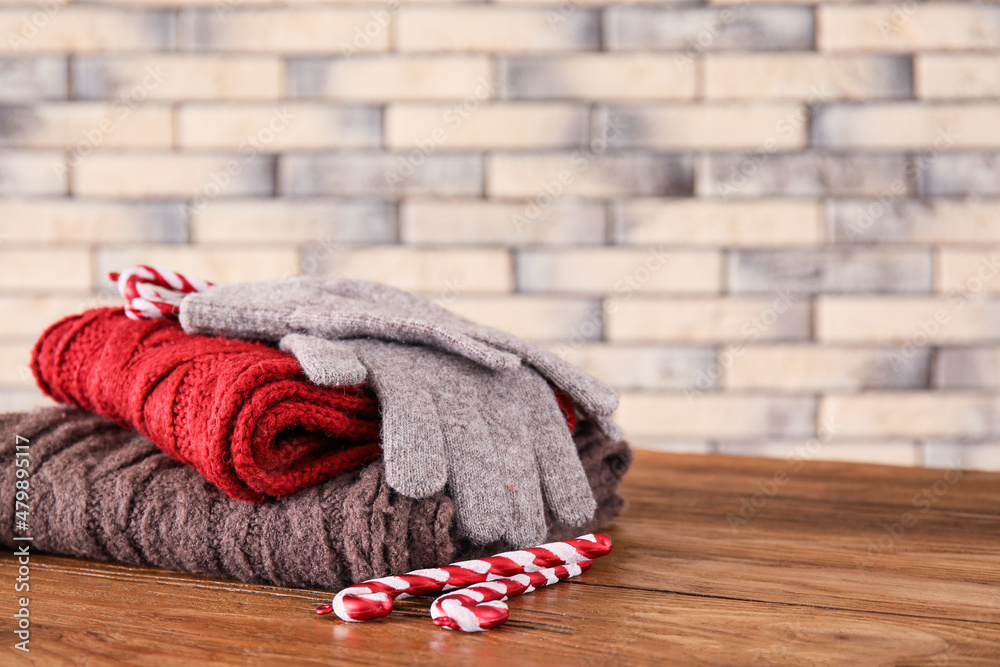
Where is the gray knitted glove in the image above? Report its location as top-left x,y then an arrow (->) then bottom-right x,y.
179,277 -> 621,440
279,333 -> 597,547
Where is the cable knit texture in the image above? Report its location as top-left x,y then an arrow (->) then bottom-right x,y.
0,407 -> 632,589
31,307 -> 384,502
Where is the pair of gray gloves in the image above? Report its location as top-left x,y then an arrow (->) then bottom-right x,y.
178,278 -> 620,547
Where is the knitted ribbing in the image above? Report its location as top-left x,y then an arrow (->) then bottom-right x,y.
0,408 -> 632,589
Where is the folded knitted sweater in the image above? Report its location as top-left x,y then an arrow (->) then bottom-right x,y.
0,407 -> 631,589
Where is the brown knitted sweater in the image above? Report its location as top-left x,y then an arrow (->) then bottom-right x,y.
0,407 -> 631,589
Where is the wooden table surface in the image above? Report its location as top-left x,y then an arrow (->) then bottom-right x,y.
3,450 -> 999,666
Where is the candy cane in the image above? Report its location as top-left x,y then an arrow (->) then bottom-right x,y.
317,533 -> 612,623
108,266 -> 213,321
431,561 -> 592,632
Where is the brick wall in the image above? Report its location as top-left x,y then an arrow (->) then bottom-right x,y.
1,0 -> 998,470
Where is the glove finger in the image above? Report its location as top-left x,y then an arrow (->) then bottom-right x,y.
515,345 -> 619,417
278,334 -> 368,386
491,334 -> 623,440
515,369 -> 597,528
481,371 -> 552,547
400,350 -> 534,546
291,308 -> 521,372
354,341 -> 448,499
458,321 -> 620,418
427,353 -> 545,547
179,282 -> 297,341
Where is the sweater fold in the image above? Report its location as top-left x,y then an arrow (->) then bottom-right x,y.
0,407 -> 631,589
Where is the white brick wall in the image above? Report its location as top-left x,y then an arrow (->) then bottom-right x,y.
0,152 -> 66,195
704,54 -> 911,100
386,104 -> 589,149
0,9 -> 174,54
73,153 -> 273,198
177,10 -> 392,53
500,55 -> 696,101
0,104 -> 172,148
818,5 -> 1000,52
604,104 -> 809,150
73,56 -> 284,101
396,9 -> 599,52
178,105 -> 380,150
290,57 -> 494,101
0,0 -> 998,471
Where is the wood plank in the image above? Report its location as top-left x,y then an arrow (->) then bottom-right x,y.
2,556 -> 998,666
2,451 -> 999,665
602,453 -> 1000,624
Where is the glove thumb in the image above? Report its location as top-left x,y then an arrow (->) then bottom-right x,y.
279,334 -> 369,387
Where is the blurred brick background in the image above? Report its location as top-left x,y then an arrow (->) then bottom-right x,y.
1,0 -> 998,470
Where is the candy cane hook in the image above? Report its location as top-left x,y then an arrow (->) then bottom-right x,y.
431,561 -> 592,632
318,534 -> 612,623
108,265 -> 213,321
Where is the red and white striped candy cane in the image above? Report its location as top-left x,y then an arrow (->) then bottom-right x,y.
108,265 -> 213,321
430,561 -> 592,632
317,533 -> 612,623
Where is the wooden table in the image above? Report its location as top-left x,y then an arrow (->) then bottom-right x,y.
4,450 -> 999,665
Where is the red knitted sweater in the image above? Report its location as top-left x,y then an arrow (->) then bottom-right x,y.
32,308 -> 577,503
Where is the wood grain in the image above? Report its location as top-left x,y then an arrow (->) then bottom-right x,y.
3,451 -> 999,666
